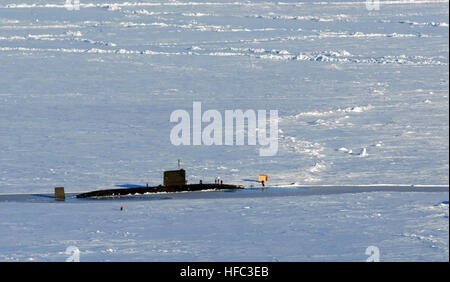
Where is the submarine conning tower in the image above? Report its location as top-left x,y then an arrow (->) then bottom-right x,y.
163,169 -> 186,186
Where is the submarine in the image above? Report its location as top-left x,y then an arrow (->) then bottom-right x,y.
76,168 -> 244,198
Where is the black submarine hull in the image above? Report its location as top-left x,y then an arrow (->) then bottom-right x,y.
76,184 -> 244,198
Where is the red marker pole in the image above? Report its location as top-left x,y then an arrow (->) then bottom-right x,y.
120,206 -> 123,211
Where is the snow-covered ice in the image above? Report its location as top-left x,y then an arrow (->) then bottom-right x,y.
0,190 -> 448,261
0,0 -> 448,191
0,0 -> 448,261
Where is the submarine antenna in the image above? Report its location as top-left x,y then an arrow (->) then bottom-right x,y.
178,159 -> 181,170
